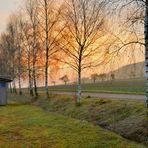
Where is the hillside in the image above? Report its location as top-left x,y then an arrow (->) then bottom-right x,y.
109,61 -> 145,80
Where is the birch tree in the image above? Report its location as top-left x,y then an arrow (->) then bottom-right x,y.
37,0 -> 64,98
6,21 -> 18,94
25,0 -> 39,98
17,17 -> 24,96
8,14 -> 25,95
1,14 -> 25,95
91,73 -> 99,83
22,22 -> 34,96
0,33 -> 14,77
113,0 -> 148,114
59,0 -> 109,105
144,0 -> 148,115
0,32 -> 17,94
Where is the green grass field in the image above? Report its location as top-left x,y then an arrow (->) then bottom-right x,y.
0,103 -> 145,148
34,94 -> 148,146
48,78 -> 146,95
7,93 -> 148,147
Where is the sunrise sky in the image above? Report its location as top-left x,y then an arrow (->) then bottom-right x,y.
0,0 -> 21,32
0,0 -> 145,84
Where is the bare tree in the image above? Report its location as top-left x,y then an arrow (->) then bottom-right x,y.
7,14 -> 25,95
91,73 -> 99,83
112,0 -> 148,114
58,0 -> 109,105
0,33 -> 13,76
99,73 -> 106,82
60,75 -> 69,85
51,80 -> 56,86
0,32 -> 16,89
1,13 -> 27,95
144,0 -> 148,114
110,73 -> 115,81
25,0 -> 39,98
6,20 -> 18,94
37,0 -> 64,99
17,16 -> 25,96
22,22 -> 34,96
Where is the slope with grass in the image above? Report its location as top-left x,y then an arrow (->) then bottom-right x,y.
32,94 -> 148,146
0,104 -> 144,148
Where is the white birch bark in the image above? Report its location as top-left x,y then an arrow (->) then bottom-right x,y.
44,0 -> 49,99
144,0 -> 148,114
27,47 -> 34,96
32,25 -> 38,97
77,70 -> 81,105
77,51 -> 82,105
12,80 -> 17,94
18,46 -> 22,95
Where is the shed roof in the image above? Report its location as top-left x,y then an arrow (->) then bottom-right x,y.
0,77 -> 13,83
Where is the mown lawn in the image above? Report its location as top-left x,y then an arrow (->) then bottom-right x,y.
0,104 -> 145,148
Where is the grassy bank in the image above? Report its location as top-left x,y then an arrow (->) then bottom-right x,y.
8,93 -> 148,146
0,103 -> 144,148
32,94 -> 148,146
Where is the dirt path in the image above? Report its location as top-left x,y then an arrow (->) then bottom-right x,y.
51,91 -> 145,100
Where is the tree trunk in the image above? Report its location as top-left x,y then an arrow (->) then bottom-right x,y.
12,80 -> 17,94
28,49 -> 34,96
32,26 -> 38,98
9,83 -> 13,93
32,67 -> 38,97
77,51 -> 82,105
94,79 -> 96,83
12,55 -> 16,94
18,47 -> 22,96
45,0 -> 49,99
32,53 -> 38,98
45,37 -> 49,99
45,51 -> 49,99
145,0 -> 148,115
76,48 -> 83,105
29,70 -> 34,96
77,68 -> 81,105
